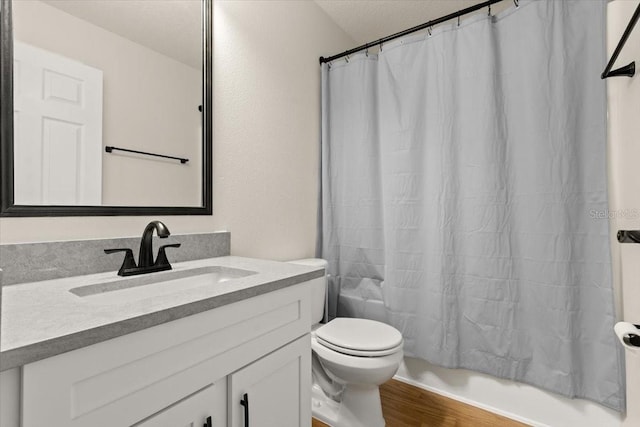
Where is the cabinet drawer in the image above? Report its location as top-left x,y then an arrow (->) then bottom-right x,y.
22,282 -> 312,427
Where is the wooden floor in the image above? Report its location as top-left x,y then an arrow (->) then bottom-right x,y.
311,379 -> 529,427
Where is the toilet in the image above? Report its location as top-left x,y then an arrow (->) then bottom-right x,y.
289,259 -> 403,427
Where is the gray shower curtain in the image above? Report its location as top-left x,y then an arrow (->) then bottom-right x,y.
320,0 -> 624,410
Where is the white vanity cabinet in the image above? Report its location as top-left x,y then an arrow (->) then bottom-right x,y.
16,280 -> 314,427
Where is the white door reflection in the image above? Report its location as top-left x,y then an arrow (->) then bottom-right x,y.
14,41 -> 103,205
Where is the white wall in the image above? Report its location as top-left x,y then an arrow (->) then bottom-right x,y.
607,1 -> 640,426
0,1 -> 355,262
0,3 -> 353,425
13,0 -> 202,207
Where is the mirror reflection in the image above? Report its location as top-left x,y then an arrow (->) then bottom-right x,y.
12,0 -> 203,207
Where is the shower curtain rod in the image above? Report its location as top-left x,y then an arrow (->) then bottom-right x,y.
319,0 -> 506,65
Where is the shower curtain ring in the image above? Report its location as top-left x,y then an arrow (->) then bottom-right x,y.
379,42 -> 383,52
345,55 -> 349,63
514,0 -> 519,6
365,48 -> 369,57
488,4 -> 491,16
427,26 -> 432,36
457,15 -> 460,26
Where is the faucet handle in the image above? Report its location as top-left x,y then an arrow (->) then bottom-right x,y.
104,248 -> 137,276
155,243 -> 181,268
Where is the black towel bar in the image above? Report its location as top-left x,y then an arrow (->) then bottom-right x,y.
105,146 -> 189,164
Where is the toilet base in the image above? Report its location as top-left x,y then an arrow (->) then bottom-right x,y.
312,382 -> 385,427
312,384 -> 340,426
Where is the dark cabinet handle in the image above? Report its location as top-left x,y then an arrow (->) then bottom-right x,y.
240,393 -> 249,427
203,415 -> 212,427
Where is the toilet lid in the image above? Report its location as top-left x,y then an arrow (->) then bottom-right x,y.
315,318 -> 403,355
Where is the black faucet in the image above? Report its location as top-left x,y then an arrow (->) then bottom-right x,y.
104,220 -> 181,276
139,220 -> 170,268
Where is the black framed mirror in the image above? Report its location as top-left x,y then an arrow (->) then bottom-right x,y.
0,0 -> 212,216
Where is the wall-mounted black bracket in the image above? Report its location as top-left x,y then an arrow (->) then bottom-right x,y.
617,230 -> 640,243
602,3 -> 640,79
605,62 -> 635,78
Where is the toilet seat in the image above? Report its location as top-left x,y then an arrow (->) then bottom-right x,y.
315,318 -> 403,357
316,337 -> 403,357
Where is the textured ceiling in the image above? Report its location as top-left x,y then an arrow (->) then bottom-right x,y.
41,0 -> 201,69
315,0 -> 511,45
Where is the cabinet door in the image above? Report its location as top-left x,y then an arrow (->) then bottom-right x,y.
135,381 -> 226,427
229,335 -> 311,427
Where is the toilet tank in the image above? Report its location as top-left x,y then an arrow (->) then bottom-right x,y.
288,258 -> 327,324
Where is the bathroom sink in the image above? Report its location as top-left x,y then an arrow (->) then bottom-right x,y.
69,266 -> 257,303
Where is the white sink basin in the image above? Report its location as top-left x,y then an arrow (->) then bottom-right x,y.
69,266 -> 257,303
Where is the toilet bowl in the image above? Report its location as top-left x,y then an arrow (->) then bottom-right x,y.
288,259 -> 403,427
